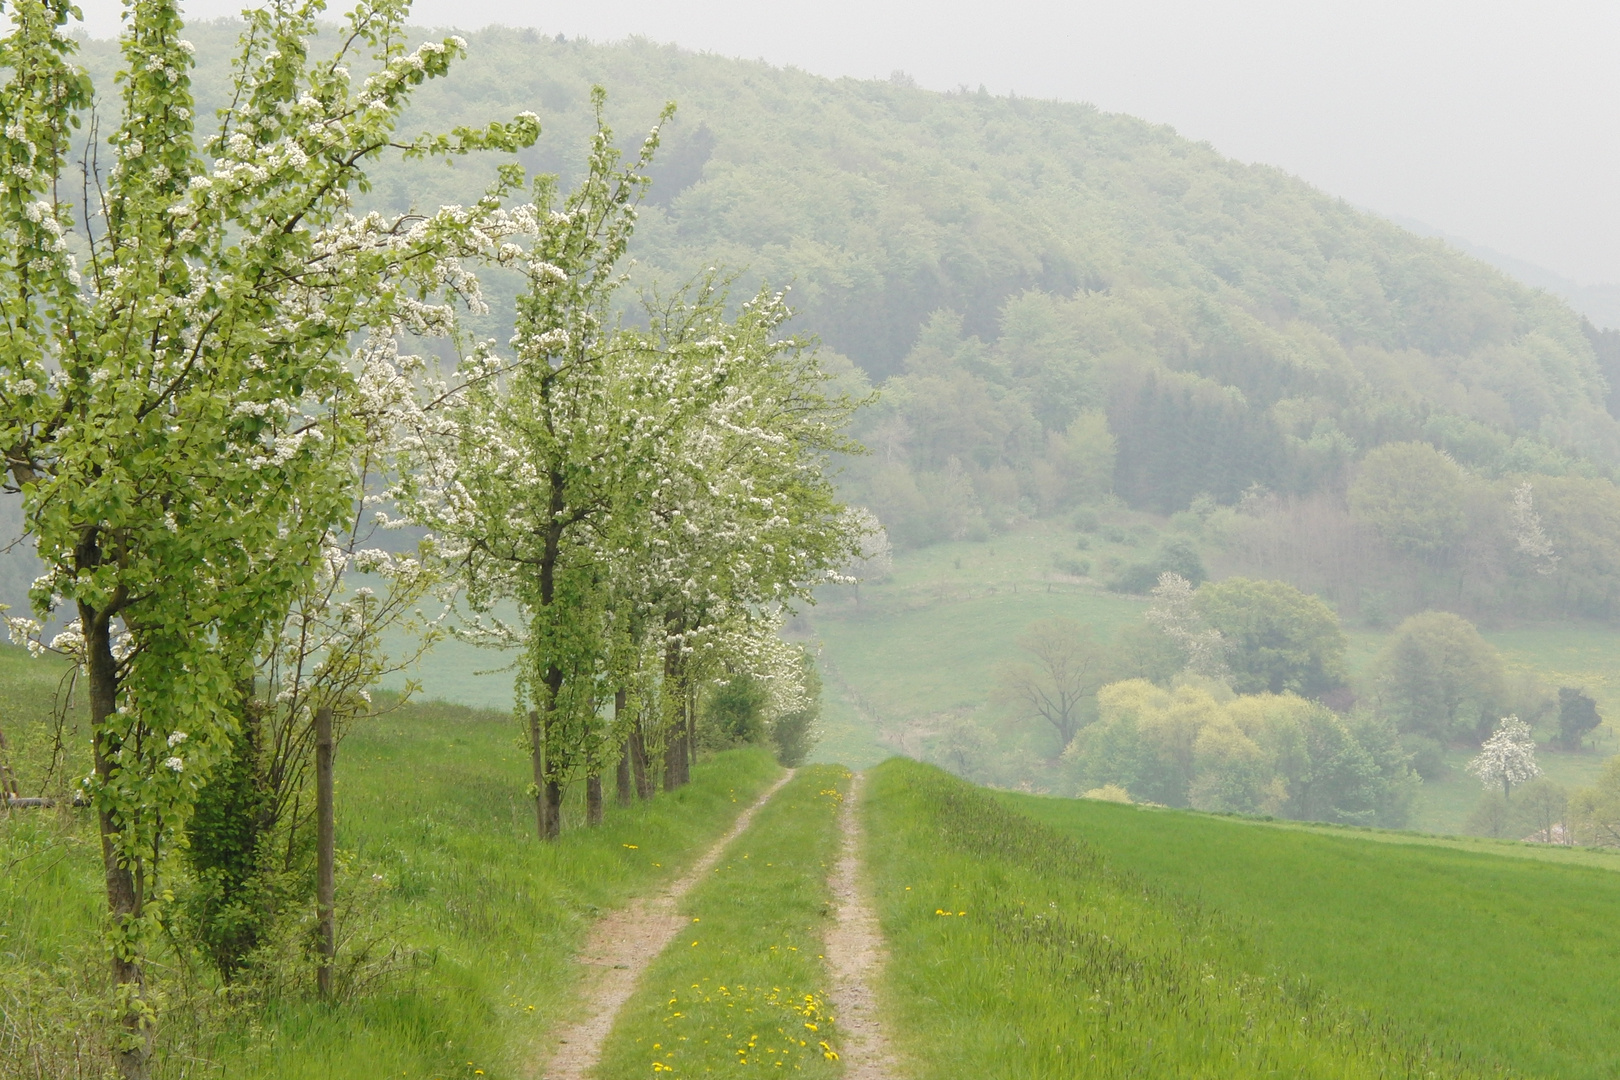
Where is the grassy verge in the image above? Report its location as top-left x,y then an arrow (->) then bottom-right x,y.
1004,790 -> 1620,1079
863,758 -> 1488,1080
0,690 -> 781,1079
595,764 -> 850,1077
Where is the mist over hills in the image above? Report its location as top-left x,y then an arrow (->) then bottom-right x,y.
1390,214 -> 1620,333
36,23 -> 1620,567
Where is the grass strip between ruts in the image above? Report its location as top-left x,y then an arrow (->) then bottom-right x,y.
861,758 -> 1496,1080
594,764 -> 851,1077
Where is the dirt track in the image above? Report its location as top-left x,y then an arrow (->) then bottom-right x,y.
823,772 -> 903,1079
537,769 -> 795,1080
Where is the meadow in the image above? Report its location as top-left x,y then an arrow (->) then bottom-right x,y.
800,519 -> 1620,831
0,655 -> 782,1079
595,765 -> 850,1077
860,758 -> 1491,1079
1003,788 -> 1620,1079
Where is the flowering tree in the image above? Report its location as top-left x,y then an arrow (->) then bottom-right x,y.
1468,716 -> 1542,797
404,101 -> 679,836
1146,572 -> 1228,680
409,109 -> 865,837
623,281 -> 866,788
0,0 -> 535,1072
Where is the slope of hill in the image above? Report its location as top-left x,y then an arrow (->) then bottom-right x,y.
1002,785 -> 1620,1079
864,758 -> 1620,1079
58,22 -> 1620,547
796,516 -> 1620,829
0,640 -> 784,1077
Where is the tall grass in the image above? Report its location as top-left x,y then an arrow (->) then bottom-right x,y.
595,765 -> 850,1078
1006,791 -> 1620,1079
863,758 -> 1490,1079
0,687 -> 781,1078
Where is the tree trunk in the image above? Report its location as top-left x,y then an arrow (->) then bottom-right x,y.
315,707 -> 335,1002
544,778 -> 563,839
663,636 -> 690,790
663,732 -> 683,792
684,687 -> 696,780
85,604 -> 150,1080
0,721 -> 18,801
614,690 -> 632,807
630,725 -> 652,800
586,773 -> 603,826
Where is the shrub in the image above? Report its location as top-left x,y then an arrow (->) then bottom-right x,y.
1465,791 -> 1513,838
704,674 -> 770,746
1052,553 -> 1091,577
1107,538 -> 1207,593
1558,687 -> 1602,751
770,655 -> 823,767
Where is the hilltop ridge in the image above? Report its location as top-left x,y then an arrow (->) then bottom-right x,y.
42,23 -> 1620,555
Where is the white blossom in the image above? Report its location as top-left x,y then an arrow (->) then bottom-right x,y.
1467,716 -> 1542,795
1146,573 -> 1228,680
1511,482 -> 1559,575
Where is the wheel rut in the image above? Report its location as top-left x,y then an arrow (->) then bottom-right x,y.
824,771 -> 903,1079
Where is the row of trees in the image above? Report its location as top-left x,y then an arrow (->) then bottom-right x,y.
398,106 -> 860,839
0,3 -> 858,1075
1067,679 -> 1414,825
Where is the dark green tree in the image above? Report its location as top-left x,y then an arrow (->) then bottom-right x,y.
1558,688 -> 1602,751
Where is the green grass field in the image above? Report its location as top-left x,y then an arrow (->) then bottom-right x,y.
596,765 -> 850,1077
0,674 -> 782,1078
862,758 -> 1488,1079
1003,788 -> 1620,1079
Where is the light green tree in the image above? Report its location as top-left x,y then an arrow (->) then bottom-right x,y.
1370,611 -> 1506,742
0,1 -> 535,1071
1348,442 -> 1467,556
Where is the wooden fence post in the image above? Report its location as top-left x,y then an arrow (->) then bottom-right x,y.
315,706 -> 335,1001
529,709 -> 546,840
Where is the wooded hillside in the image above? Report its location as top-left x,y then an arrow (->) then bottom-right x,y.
62,23 -> 1620,548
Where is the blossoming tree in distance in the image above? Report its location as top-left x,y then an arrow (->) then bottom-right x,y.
0,0 -> 537,1073
1468,716 -> 1543,798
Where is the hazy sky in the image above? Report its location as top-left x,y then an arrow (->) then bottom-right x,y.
72,0 -> 1620,286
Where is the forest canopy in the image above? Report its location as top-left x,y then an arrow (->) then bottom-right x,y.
52,25 -> 1620,559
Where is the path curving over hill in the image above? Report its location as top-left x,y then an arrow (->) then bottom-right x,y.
824,772 -> 904,1080
538,769 -> 795,1080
